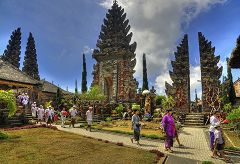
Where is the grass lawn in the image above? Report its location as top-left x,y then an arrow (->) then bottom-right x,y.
93,120 -> 165,139
223,130 -> 240,150
0,128 -> 156,164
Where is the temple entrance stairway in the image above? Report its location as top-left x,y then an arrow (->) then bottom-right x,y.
0,105 -> 34,128
184,113 -> 205,126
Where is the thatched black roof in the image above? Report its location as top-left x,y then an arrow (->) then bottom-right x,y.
0,59 -> 39,85
40,80 -> 72,95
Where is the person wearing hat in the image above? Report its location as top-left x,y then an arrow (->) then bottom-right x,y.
31,102 -> 37,119
162,109 -> 176,153
45,106 -> 53,126
37,105 -> 45,124
61,107 -> 68,128
86,106 -> 93,132
69,105 -> 78,128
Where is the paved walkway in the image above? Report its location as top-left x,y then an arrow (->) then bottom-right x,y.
56,125 -> 227,163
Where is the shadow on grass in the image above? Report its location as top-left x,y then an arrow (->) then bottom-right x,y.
172,150 -> 194,155
139,143 -> 159,147
174,146 -> 195,150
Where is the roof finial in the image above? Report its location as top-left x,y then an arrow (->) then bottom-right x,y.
113,0 -> 117,4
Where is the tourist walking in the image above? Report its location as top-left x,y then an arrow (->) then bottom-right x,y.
209,111 -> 221,151
131,110 -> 141,145
45,106 -> 53,126
86,106 -> 93,132
162,109 -> 176,153
31,102 -> 37,119
37,105 -> 44,124
22,93 -> 29,112
61,107 -> 68,128
69,105 -> 78,128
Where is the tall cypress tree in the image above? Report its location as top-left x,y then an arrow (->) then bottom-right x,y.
226,58 -> 236,105
221,76 -> 230,105
195,89 -> 198,102
81,53 -> 87,93
2,28 -> 21,68
75,79 -> 78,94
142,53 -> 149,91
229,35 -> 240,68
22,32 -> 40,80
55,87 -> 63,110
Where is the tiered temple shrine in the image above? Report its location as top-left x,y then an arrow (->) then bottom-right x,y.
92,1 -> 138,103
198,32 -> 222,112
165,35 -> 190,113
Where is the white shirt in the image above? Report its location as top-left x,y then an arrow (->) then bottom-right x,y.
37,108 -> 44,117
214,129 -> 224,144
70,109 -> 78,117
22,96 -> 29,105
45,108 -> 52,117
86,110 -> 92,121
209,115 -> 220,132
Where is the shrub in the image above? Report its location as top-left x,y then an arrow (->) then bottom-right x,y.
0,131 -> 9,140
115,103 -> 124,117
162,96 -> 175,111
202,161 -> 214,164
225,146 -> 240,151
0,90 -> 17,117
132,103 -> 140,111
105,117 -> 112,122
153,111 -> 160,118
223,103 -> 232,113
227,107 -> 240,125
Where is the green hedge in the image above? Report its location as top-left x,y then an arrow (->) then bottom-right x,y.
0,131 -> 9,140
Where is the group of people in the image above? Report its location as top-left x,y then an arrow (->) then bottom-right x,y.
17,92 -> 29,111
130,109 -> 183,148
31,102 -> 56,126
131,107 -> 232,160
60,105 -> 93,131
209,111 -> 230,162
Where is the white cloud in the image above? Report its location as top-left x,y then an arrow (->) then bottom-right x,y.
99,0 -> 227,94
189,65 -> 202,101
218,58 -> 227,79
83,45 -> 94,54
155,65 -> 202,100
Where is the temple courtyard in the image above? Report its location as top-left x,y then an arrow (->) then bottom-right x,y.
1,125 -> 239,164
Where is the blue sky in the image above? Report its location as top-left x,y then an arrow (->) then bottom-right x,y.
0,0 -> 239,100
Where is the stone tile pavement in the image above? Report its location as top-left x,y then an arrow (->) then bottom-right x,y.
56,125 -> 230,164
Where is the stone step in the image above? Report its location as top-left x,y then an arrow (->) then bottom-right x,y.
185,117 -> 204,120
185,115 -> 204,118
185,120 -> 204,123
184,122 -> 204,126
8,119 -> 21,122
187,113 -> 204,116
10,122 -> 23,126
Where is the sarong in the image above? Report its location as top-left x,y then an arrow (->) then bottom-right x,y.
165,135 -> 174,148
210,131 -> 214,151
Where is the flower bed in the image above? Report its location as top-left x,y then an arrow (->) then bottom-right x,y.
1,124 -> 58,131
